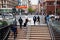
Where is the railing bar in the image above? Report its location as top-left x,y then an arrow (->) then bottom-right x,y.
0,25 -> 10,30
3,28 -> 10,40
48,22 -> 55,40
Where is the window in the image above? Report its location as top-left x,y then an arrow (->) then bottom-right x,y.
4,0 -> 6,4
57,2 -> 60,5
47,2 -> 54,5
3,5 -> 6,8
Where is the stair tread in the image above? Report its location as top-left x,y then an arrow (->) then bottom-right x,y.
29,37 -> 51,39
8,26 -> 51,40
30,33 -> 50,34
30,35 -> 50,36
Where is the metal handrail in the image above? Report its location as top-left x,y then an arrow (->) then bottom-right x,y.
0,25 -> 9,30
47,21 -> 55,40
51,21 -> 60,33
3,28 -> 10,40
0,25 -> 10,40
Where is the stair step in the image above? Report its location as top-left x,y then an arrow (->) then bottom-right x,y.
29,39 -> 51,40
8,27 -> 27,40
8,37 -> 26,39
31,26 -> 47,28
8,38 -> 51,40
30,33 -> 50,34
8,38 -> 27,40
29,35 -> 50,37
8,26 -> 51,40
31,25 -> 47,27
29,26 -> 51,40
29,31 -> 49,32
31,27 -> 48,30
30,30 -> 49,31
30,35 -> 50,36
28,31 -> 49,33
29,37 -> 51,39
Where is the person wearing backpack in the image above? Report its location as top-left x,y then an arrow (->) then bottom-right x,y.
37,16 -> 40,23
18,17 -> 23,29
33,16 -> 36,25
24,18 -> 29,27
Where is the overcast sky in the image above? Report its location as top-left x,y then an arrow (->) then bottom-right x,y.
30,0 -> 38,5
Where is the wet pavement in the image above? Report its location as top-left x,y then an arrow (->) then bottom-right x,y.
16,15 -> 46,25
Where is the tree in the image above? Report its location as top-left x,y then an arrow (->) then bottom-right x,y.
28,8 -> 35,13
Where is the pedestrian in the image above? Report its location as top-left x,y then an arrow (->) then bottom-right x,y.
37,16 -> 40,23
45,15 -> 49,23
18,17 -> 23,29
10,20 -> 17,40
24,18 -> 29,27
45,15 -> 47,23
33,16 -> 36,25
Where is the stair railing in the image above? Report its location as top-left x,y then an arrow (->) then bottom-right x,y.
47,21 -> 55,40
0,26 -> 10,40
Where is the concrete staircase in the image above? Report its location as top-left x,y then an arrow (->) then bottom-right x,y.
8,26 -> 27,40
8,25 -> 51,40
28,25 -> 51,40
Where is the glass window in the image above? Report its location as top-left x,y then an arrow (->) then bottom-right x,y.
47,2 -> 54,5
3,5 -> 6,8
57,2 -> 60,5
4,0 -> 6,4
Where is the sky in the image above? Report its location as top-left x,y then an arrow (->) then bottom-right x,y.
30,0 -> 38,5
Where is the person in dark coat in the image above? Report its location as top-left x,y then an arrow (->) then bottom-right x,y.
45,16 -> 47,23
24,18 -> 29,27
37,16 -> 40,23
45,15 -> 49,23
18,17 -> 23,29
33,16 -> 36,25
11,20 -> 17,40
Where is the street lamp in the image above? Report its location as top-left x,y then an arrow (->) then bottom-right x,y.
18,0 -> 22,15
12,7 -> 17,22
54,0 -> 57,15
41,7 -> 44,15
38,0 -> 40,14
40,0 -> 44,15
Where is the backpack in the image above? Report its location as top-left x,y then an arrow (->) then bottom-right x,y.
24,23 -> 26,27
33,16 -> 36,20
19,18 -> 23,23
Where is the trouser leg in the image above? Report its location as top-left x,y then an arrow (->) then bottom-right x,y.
20,24 -> 22,29
34,21 -> 35,24
14,29 -> 17,40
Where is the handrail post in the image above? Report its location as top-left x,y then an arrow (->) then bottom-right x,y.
47,21 -> 55,40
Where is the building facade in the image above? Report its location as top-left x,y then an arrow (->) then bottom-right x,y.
39,0 -> 60,15
38,0 -> 45,15
20,0 -> 31,13
0,0 -> 18,8
28,0 -> 31,8
31,5 -> 38,12
44,0 -> 60,15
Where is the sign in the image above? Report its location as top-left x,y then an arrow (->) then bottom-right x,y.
16,6 -> 27,9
